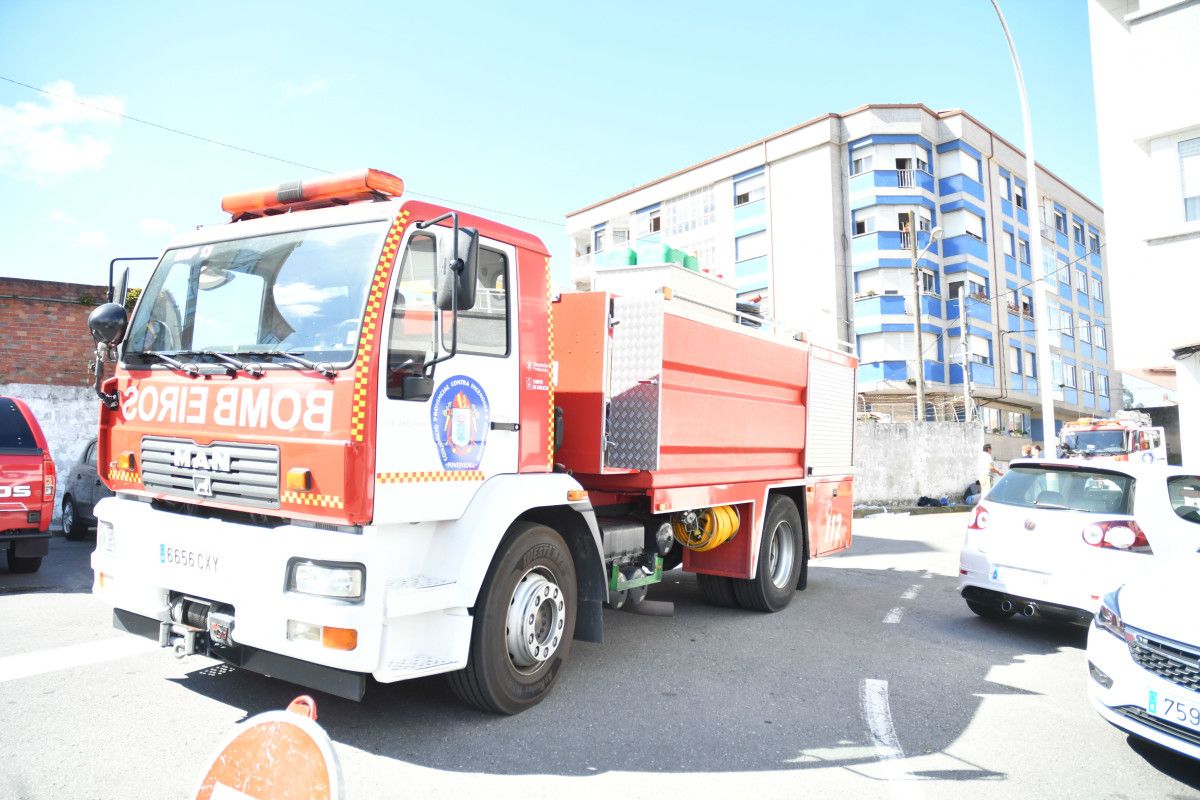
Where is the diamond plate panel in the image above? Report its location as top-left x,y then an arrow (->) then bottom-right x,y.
606,295 -> 663,470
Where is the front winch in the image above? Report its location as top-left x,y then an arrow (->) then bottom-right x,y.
161,596 -> 236,658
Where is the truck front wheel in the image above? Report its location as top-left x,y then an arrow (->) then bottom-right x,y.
448,522 -> 577,715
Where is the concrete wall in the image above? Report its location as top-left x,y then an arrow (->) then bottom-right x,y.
854,421 -> 984,504
1,382 -> 100,520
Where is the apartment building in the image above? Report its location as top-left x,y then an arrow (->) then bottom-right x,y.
565,104 -> 1118,452
1089,0 -> 1199,464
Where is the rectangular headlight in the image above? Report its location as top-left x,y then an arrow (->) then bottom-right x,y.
98,520 -> 116,555
287,559 -> 364,600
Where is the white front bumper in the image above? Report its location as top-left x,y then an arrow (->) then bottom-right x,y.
91,496 -> 472,683
1086,621 -> 1200,761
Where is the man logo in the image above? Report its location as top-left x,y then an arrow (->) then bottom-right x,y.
174,446 -> 232,473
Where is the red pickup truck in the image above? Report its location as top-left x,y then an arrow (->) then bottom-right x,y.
0,397 -> 55,573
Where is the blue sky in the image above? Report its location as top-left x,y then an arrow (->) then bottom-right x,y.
0,0 -> 1100,291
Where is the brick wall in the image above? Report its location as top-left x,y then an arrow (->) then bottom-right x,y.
0,278 -> 107,387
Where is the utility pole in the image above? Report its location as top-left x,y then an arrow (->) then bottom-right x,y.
909,211 -> 926,423
959,284 -> 972,421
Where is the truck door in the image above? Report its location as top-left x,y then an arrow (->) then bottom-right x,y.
372,229 -> 518,523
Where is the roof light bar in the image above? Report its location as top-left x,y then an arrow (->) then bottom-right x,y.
221,168 -> 404,219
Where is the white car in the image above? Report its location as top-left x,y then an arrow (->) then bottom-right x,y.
959,461 -> 1200,624
1087,547 -> 1200,760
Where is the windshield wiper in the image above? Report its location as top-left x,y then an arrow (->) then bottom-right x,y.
1033,501 -> 1071,510
142,351 -> 200,377
162,350 -> 264,378
237,350 -> 338,378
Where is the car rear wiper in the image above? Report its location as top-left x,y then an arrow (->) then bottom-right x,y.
1033,501 -> 1070,510
236,350 -> 337,378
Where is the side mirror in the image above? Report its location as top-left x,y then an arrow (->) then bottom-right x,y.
88,303 -> 130,347
436,226 -> 479,312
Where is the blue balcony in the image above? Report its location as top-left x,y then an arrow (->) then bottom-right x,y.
970,361 -> 995,387
1082,391 -> 1096,409
1004,255 -> 1017,275
938,175 -> 986,201
1019,262 -> 1032,281
858,360 -> 943,384
1016,207 -> 1029,227
1078,342 -> 1092,360
1074,242 -> 1087,259
855,294 -> 908,317
966,297 -> 992,323
1076,290 -> 1090,309
1023,377 -> 1039,394
942,234 -> 988,260
1099,396 -> 1111,413
1056,230 -> 1069,250
1089,251 -> 1102,268
1001,199 -> 1013,218
852,230 -> 940,254
734,199 -> 766,222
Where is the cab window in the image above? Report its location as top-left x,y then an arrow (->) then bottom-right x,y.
442,245 -> 509,357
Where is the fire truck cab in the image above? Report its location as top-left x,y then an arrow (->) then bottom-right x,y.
1061,410 -> 1167,465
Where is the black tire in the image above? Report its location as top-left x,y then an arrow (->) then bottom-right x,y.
732,495 -> 804,612
61,496 -> 88,540
447,522 -> 577,715
6,549 -> 42,574
966,600 -> 1016,620
696,573 -> 739,608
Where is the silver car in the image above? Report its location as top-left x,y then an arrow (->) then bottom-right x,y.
60,439 -> 112,540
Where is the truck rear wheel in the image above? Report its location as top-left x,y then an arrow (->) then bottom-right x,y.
732,495 -> 803,612
448,522 -> 577,715
696,573 -> 738,608
6,549 -> 42,574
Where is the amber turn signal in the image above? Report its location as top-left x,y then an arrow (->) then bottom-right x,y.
286,468 -> 312,492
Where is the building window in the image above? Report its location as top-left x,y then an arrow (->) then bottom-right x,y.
735,230 -> 768,261
853,216 -> 875,236
1062,310 -> 1074,337
916,156 -> 929,173
1006,411 -> 1027,434
1082,369 -> 1095,393
1018,239 -> 1030,264
1001,174 -> 1012,200
1079,319 -> 1091,343
593,226 -> 605,253
1088,232 -> 1100,253
734,173 -> 766,206
1014,184 -> 1026,209
662,187 -> 716,237
1091,275 -> 1103,300
1181,137 -> 1200,222
968,334 -> 991,364
1094,325 -> 1106,349
1021,295 -> 1034,318
1075,269 -> 1088,294
1008,346 -> 1022,374
1098,374 -> 1110,397
1063,364 -> 1077,388
1025,352 -> 1037,377
982,407 -> 1001,431
968,278 -> 987,300
921,270 -> 937,294
1072,222 -> 1085,245
1054,210 -> 1067,234
1003,232 -> 1014,257
851,153 -> 874,176
612,228 -> 629,247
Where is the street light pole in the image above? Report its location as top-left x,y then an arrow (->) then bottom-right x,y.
909,216 -> 943,423
990,0 -> 1058,456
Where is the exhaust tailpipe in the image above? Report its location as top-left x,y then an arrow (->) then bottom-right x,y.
1000,599 -> 1014,613
1022,603 -> 1037,617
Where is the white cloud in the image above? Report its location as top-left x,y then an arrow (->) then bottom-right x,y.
77,230 -> 109,248
282,79 -> 329,99
48,209 -> 77,225
138,217 -> 177,237
0,80 -> 125,180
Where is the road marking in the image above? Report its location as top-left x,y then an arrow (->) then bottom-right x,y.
860,678 -> 922,799
0,636 -> 159,683
901,584 -> 923,600
883,607 -> 904,624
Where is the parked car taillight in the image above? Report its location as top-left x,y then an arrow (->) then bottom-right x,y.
968,504 -> 990,530
42,452 -> 55,499
1081,520 -> 1151,553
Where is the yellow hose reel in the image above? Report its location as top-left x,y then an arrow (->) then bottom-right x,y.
672,505 -> 740,552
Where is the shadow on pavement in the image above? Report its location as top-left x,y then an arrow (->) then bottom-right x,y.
1126,734 -> 1200,792
847,534 -> 939,557
0,535 -> 95,594
168,564 -> 1109,784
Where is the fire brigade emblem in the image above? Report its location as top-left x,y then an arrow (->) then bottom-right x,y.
430,375 -> 490,471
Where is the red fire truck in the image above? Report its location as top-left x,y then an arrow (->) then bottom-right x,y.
86,169 -> 856,714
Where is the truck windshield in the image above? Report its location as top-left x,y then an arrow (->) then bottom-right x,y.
1063,430 -> 1126,455
124,220 -> 389,367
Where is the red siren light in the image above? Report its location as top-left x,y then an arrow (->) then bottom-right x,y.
221,168 -> 404,219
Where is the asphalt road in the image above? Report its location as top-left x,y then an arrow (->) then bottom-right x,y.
2,513 -> 1198,799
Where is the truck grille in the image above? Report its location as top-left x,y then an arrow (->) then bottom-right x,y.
1130,632 -> 1200,693
141,437 -> 280,509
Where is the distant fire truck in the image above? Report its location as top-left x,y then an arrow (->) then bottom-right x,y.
86,169 -> 856,714
1061,410 -> 1167,464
